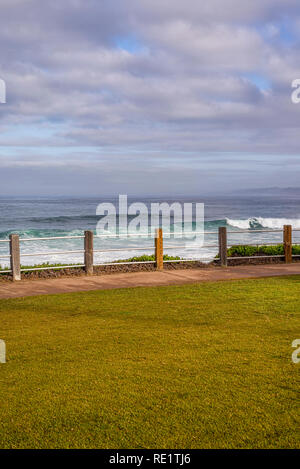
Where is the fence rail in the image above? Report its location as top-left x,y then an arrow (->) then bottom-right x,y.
0,225 -> 297,280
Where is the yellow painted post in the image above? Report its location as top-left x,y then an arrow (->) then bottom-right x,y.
155,228 -> 163,270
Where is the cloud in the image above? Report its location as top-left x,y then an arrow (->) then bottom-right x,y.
0,0 -> 300,194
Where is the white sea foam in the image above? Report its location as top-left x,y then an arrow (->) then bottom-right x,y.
226,217 -> 300,230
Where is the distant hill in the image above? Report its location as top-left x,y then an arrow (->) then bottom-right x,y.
233,187 -> 300,196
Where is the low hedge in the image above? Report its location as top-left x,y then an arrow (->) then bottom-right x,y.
226,244 -> 300,257
114,254 -> 181,263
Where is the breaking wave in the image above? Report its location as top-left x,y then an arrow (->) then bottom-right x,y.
226,217 -> 300,230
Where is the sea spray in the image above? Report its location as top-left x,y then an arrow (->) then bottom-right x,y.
226,217 -> 300,230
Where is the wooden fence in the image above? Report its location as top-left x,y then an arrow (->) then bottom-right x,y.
0,224 -> 297,281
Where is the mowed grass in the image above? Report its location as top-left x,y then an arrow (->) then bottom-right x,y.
0,276 -> 299,449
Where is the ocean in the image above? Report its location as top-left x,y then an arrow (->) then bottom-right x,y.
1,194 -> 300,268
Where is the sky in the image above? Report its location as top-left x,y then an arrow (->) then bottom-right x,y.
0,0 -> 300,196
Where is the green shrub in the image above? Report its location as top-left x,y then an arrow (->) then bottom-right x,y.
222,244 -> 300,257
114,254 -> 181,263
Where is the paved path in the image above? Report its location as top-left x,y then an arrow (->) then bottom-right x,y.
0,264 -> 299,299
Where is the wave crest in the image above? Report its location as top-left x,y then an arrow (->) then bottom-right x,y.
226,217 -> 300,230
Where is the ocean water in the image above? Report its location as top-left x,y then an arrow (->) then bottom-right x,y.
1,194 -> 300,268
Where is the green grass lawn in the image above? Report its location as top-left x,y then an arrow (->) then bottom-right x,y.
0,276 -> 299,449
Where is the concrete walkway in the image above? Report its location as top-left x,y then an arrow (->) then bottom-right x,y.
0,263 -> 299,299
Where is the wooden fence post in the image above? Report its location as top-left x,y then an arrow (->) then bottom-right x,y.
84,230 -> 94,275
155,228 -> 164,271
283,225 -> 292,263
9,234 -> 21,281
218,227 -> 227,267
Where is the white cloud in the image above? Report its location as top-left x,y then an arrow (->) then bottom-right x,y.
0,0 -> 300,194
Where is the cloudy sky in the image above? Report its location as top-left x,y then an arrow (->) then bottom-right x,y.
0,0 -> 300,196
